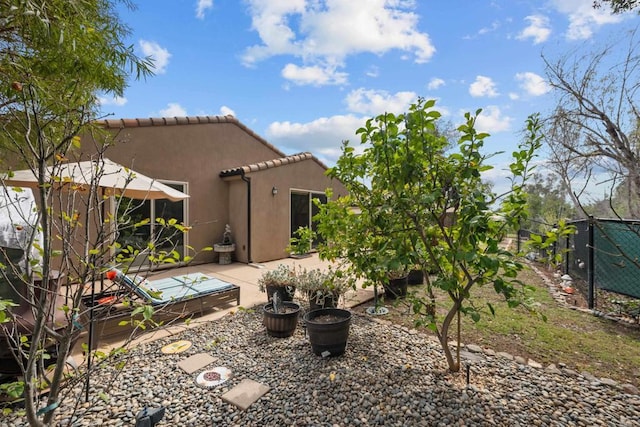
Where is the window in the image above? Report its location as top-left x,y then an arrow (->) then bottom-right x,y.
116,181 -> 188,269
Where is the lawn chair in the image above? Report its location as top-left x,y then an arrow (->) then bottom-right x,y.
82,268 -> 240,347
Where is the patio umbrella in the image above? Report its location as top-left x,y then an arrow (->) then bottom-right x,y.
1,158 -> 189,399
3,158 -> 189,202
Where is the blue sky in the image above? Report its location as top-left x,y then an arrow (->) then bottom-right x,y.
100,0 -> 640,191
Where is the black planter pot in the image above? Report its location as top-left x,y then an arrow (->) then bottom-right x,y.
303,308 -> 352,357
265,284 -> 296,302
263,301 -> 301,338
308,290 -> 339,311
383,276 -> 408,299
407,269 -> 424,285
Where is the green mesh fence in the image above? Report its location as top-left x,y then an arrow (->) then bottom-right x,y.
568,219 -> 640,300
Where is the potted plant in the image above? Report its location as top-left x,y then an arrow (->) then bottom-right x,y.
263,293 -> 301,338
258,263 -> 298,302
383,267 -> 409,300
296,266 -> 353,311
407,267 -> 424,285
303,307 -> 352,357
286,226 -> 315,258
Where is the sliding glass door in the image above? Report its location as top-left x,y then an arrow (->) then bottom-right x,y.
290,191 -> 327,248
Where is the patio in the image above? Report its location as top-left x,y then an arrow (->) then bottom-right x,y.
75,254 -> 374,355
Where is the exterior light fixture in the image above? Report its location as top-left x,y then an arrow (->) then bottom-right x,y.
272,186 -> 278,196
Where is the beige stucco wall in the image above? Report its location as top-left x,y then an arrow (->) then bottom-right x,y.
90,118 -> 347,266
247,159 -> 346,263
97,120 -> 285,265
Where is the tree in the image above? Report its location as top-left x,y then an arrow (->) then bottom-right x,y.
316,99 -> 543,372
0,1 -> 170,425
523,173 -> 577,234
593,0 -> 640,13
543,28 -> 640,217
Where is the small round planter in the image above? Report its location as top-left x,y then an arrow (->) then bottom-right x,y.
407,269 -> 424,285
308,290 -> 339,311
303,308 -> 352,357
265,284 -> 296,303
383,276 -> 408,299
263,301 -> 301,338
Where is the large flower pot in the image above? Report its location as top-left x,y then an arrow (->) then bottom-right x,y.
308,290 -> 339,311
303,308 -> 352,357
266,284 -> 296,303
383,276 -> 408,299
407,269 -> 424,285
263,301 -> 301,338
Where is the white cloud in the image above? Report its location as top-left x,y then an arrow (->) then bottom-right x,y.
474,105 -> 512,133
515,72 -> 550,96
159,103 -> 187,117
196,0 -> 213,19
479,21 -> 500,35
266,114 -> 367,165
281,63 -> 348,86
508,92 -> 520,100
242,0 -> 435,86
365,66 -> 380,78
345,88 -> 417,116
427,77 -> 445,90
139,40 -> 171,74
98,95 -> 127,106
220,105 -> 235,116
517,15 -> 551,44
549,0 -> 627,40
469,76 -> 499,98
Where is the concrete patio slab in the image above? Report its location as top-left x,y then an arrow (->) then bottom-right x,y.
221,379 -> 270,410
177,352 -> 217,374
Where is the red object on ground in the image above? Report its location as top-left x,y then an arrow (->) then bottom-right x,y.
97,295 -> 117,305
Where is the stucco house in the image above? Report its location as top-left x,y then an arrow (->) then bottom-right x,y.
92,114 -> 347,266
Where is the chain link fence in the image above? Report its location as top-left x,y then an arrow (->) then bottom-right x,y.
519,218 -> 640,316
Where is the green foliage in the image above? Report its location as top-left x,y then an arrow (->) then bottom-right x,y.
523,174 -> 576,234
257,263 -> 298,291
315,98 -> 542,372
286,226 -> 316,256
526,220 -> 577,269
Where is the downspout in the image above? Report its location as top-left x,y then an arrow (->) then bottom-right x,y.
240,169 -> 252,263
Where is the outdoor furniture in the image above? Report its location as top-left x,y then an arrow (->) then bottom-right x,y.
81,270 -> 240,347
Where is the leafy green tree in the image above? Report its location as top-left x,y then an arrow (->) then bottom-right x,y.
523,173 -> 577,234
0,1 -> 172,425
316,99 -> 543,372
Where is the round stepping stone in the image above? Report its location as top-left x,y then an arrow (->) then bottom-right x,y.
161,340 -> 192,354
195,367 -> 232,388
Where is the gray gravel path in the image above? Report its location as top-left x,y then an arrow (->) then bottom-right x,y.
4,308 -> 640,426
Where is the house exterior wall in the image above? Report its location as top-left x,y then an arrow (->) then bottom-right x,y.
92,117 -> 347,266
97,119 -> 287,265
247,159 -> 345,263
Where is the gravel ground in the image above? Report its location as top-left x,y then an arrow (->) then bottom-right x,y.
3,308 -> 640,427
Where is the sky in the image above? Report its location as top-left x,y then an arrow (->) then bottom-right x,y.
99,0 -> 640,193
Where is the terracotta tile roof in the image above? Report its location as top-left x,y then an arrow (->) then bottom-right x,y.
98,114 -> 287,158
220,152 -> 329,177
